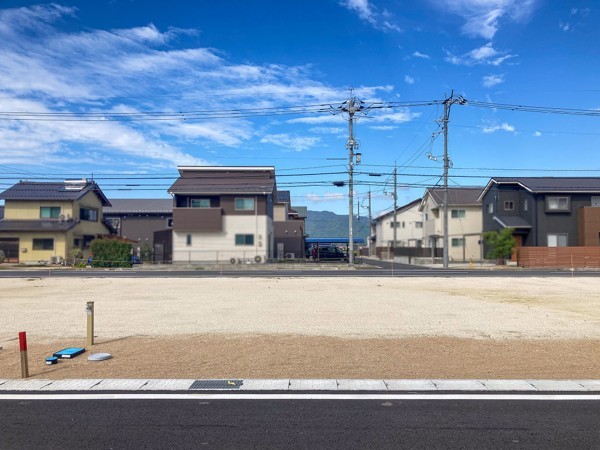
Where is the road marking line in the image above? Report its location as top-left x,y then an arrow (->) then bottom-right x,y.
1,393 -> 600,401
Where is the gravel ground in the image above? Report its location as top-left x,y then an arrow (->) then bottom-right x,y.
0,277 -> 599,379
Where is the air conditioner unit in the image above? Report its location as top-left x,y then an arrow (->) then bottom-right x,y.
285,252 -> 295,259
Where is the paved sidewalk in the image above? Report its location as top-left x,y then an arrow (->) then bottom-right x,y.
2,378 -> 600,392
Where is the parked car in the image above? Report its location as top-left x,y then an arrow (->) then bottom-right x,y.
309,245 -> 348,261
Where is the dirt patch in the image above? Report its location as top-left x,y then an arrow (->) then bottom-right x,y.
1,335 -> 599,380
1,276 -> 599,380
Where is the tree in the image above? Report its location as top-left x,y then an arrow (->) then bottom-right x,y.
483,228 -> 516,264
90,238 -> 133,268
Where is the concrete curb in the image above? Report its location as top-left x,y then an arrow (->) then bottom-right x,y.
1,378 -> 600,392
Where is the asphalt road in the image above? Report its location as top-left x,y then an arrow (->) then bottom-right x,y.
2,394 -> 600,449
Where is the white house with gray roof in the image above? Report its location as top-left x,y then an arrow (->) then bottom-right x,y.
419,186 -> 484,262
372,198 -> 423,258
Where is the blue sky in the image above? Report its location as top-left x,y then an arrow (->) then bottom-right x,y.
0,0 -> 598,215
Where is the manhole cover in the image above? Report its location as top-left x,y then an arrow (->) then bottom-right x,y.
189,379 -> 243,390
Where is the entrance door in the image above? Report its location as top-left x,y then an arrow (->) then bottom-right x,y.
0,238 -> 19,263
511,235 -> 523,261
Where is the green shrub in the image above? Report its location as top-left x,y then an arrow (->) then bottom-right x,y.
90,238 -> 133,268
483,228 -> 516,263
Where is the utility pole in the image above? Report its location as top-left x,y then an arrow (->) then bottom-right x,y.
441,91 -> 466,269
442,95 -> 450,269
368,188 -> 372,256
339,93 -> 364,266
392,164 -> 398,257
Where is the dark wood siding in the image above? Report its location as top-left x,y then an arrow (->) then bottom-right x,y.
172,207 -> 222,231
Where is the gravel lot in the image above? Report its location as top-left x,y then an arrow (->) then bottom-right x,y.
1,276 -> 599,379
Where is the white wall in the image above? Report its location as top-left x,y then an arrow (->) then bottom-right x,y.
172,215 -> 272,263
421,201 -> 483,261
375,203 -> 423,248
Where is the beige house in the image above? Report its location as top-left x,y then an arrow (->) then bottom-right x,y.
372,198 -> 423,258
0,179 -> 112,263
168,166 -> 277,264
419,187 -> 484,262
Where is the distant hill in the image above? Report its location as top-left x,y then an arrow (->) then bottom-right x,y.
305,210 -> 370,241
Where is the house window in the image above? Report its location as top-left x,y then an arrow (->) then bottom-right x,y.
167,218 -> 173,228
487,203 -> 493,214
106,218 -> 120,229
402,222 -> 406,228
504,201 -> 514,211
547,196 -> 570,212
424,213 -> 428,221
40,207 -> 60,219
186,234 -> 192,246
591,196 -> 600,207
548,233 -> 568,247
83,236 -> 94,249
451,209 -> 466,219
415,221 -> 423,228
235,198 -> 255,211
389,222 -> 400,228
80,207 -> 98,221
523,199 -> 528,211
451,238 -> 465,247
191,199 -> 210,208
33,238 -> 54,250
235,234 -> 254,245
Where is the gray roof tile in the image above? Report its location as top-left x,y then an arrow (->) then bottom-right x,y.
426,187 -> 483,206
489,177 -> 600,193
104,199 -> 173,214
0,181 -> 111,206
168,167 -> 276,195
493,215 -> 532,229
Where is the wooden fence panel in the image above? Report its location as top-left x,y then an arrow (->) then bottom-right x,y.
517,247 -> 600,268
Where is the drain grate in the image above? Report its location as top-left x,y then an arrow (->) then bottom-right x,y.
189,379 -> 243,390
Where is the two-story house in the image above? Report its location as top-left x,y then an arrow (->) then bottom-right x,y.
372,198 -> 423,258
479,177 -> 600,248
273,190 -> 306,259
167,166 -> 276,264
419,186 -> 484,262
103,198 -> 173,259
0,179 -> 112,263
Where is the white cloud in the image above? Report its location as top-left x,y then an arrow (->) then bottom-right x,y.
482,123 -> 516,133
533,131 -> 541,137
309,127 -> 345,134
446,43 -> 515,66
340,0 -> 376,24
560,7 -> 590,32
0,4 -> 394,169
306,192 -> 346,202
340,0 -> 401,32
369,125 -> 398,131
369,110 -> 421,123
412,51 -> 430,59
404,75 -> 415,84
428,0 -> 539,39
260,134 -> 320,151
482,74 -> 505,87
